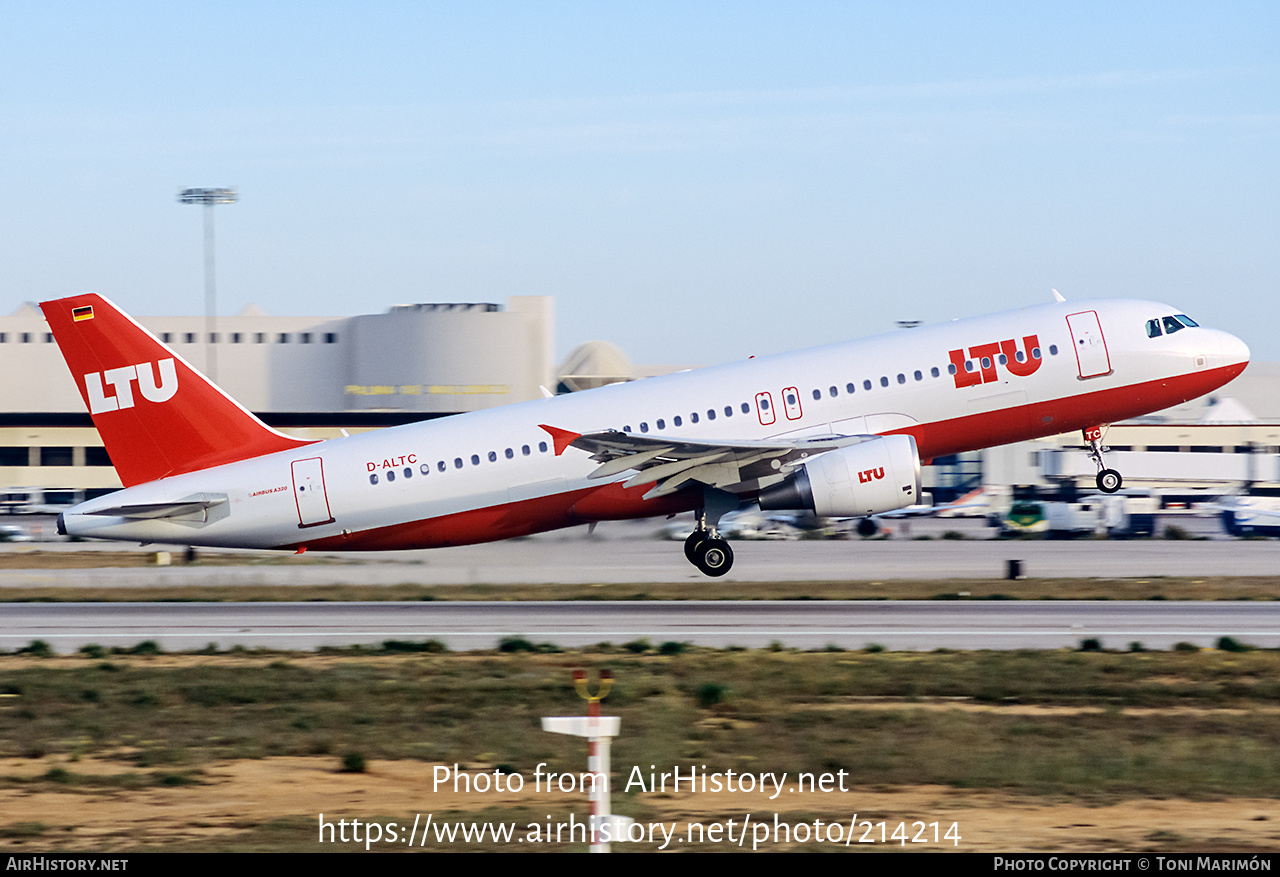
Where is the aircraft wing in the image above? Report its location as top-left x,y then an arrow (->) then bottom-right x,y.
540,425 -> 872,499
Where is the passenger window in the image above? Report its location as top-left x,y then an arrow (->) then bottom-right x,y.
404,467 -> 412,478
505,448 -> 514,459
863,379 -> 872,390
387,470 -> 395,482
471,454 -> 480,465
707,410 -> 716,421
420,463 -> 431,475
674,415 -> 682,426
741,402 -> 750,413
724,406 -> 733,417
690,413 -> 699,424
438,461 -> 446,472
880,376 -> 889,387
1146,319 -> 1162,338
812,389 -> 821,401
640,422 -> 649,433
454,458 -> 463,469
657,419 -> 666,429
931,367 -> 940,378
897,373 -> 906,384
369,474 -> 378,485
522,445 -> 530,456
913,370 -> 922,381
488,451 -> 497,462
846,382 -> 855,394
539,441 -> 548,453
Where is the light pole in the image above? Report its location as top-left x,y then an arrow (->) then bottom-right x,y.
178,187 -> 237,380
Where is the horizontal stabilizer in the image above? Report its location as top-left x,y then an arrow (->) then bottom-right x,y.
86,493 -> 229,522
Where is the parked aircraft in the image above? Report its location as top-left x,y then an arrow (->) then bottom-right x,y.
42,293 -> 1248,576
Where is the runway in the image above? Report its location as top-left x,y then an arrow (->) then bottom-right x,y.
6,600 -> 1279,653
2,518 -> 1277,587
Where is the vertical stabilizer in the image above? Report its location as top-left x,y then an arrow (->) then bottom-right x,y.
40,294 -> 313,486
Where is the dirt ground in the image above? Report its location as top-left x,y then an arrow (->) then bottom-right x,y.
1,756 -> 1276,852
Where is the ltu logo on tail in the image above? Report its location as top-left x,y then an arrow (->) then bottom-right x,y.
83,359 -> 179,414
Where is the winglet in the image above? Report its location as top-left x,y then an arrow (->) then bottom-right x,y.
538,424 -> 581,456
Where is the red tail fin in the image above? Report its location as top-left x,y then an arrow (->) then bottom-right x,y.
41,294 -> 313,486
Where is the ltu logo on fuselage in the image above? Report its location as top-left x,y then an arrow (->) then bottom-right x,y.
948,335 -> 1042,389
83,359 -> 179,414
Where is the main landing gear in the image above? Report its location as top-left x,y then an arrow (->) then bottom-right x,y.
685,529 -> 733,577
1084,426 -> 1123,494
684,487 -> 737,577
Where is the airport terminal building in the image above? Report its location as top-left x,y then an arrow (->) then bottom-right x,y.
1,297 -> 553,502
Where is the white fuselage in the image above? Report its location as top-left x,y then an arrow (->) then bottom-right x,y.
59,298 -> 1249,550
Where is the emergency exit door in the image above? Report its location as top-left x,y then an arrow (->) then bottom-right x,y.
292,457 -> 335,528
1066,310 -> 1113,379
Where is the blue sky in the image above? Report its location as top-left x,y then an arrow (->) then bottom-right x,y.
2,2 -> 1276,364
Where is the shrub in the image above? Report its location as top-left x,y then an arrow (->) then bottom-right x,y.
340,752 -> 367,773
497,637 -> 535,653
696,682 -> 728,708
1216,636 -> 1252,653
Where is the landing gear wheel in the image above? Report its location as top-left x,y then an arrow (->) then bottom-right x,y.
684,531 -> 705,563
856,517 -> 879,538
1096,469 -> 1122,493
693,538 -> 733,577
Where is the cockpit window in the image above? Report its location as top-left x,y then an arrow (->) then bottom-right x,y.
1149,314 -> 1200,339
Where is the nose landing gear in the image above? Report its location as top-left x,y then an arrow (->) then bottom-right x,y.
1085,426 -> 1123,493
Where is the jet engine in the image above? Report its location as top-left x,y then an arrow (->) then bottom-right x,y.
758,434 -> 921,517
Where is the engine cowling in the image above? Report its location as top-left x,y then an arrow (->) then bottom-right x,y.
758,434 -> 921,517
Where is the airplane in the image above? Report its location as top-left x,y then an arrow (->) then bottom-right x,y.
41,292 -> 1249,576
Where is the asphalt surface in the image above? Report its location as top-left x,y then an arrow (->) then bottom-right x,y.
5,600 -> 1278,653
2,516 -> 1276,653
0,517 -> 1276,587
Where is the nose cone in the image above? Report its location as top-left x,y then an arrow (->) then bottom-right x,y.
1212,329 -> 1251,381
1224,331 -> 1251,369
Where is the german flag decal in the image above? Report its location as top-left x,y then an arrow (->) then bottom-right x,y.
71,305 -> 94,322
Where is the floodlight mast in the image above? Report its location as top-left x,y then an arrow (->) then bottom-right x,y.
178,187 -> 238,381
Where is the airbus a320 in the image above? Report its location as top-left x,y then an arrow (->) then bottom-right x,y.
42,293 -> 1248,576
